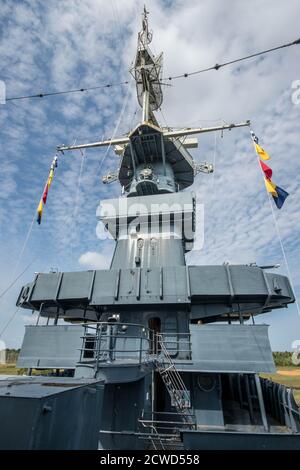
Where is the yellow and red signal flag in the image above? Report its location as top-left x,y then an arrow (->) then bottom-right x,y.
42,182 -> 49,204
254,142 -> 270,161
251,130 -> 271,160
36,154 -> 58,224
47,168 -> 54,188
259,160 -> 272,179
36,199 -> 43,225
251,130 -> 289,209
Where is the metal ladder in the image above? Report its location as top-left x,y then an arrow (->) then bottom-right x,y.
155,334 -> 196,428
138,334 -> 196,449
138,418 -> 167,450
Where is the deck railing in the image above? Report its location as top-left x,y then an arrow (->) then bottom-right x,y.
260,377 -> 300,432
78,321 -> 192,369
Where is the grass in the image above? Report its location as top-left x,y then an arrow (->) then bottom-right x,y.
0,364 -> 50,376
0,363 -> 24,375
294,391 -> 300,404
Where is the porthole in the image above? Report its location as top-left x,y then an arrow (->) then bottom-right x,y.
197,374 -> 216,392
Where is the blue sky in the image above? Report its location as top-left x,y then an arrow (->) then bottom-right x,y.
0,0 -> 300,350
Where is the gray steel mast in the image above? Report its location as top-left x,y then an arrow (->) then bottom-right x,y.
57,8 -> 250,271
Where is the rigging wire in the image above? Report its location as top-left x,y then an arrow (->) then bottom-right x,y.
249,129 -> 300,318
163,37 -> 300,81
0,257 -> 37,300
70,149 -> 86,266
7,150 -> 59,286
0,86 -> 132,302
111,0 -> 123,38
10,212 -> 36,282
210,132 -> 217,191
73,150 -> 86,219
158,107 -> 169,129
98,83 -> 132,175
0,307 -> 20,339
0,150 -> 58,303
6,81 -> 130,102
4,37 -> 299,103
166,118 -> 224,129
129,107 -> 138,132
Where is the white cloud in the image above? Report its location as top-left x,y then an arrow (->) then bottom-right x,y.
78,250 -> 110,269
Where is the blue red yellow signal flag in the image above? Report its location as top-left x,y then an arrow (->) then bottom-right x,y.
36,155 -> 58,224
251,131 -> 288,209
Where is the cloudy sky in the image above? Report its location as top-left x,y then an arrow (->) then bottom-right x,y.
0,0 -> 299,350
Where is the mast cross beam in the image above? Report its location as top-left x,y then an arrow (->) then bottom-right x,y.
57,121 -> 250,152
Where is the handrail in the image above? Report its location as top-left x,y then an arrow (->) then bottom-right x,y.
157,335 -> 189,392
79,320 -> 153,332
260,377 -> 300,432
76,321 -> 193,373
78,321 -> 153,370
80,348 -> 150,354
155,333 -> 195,428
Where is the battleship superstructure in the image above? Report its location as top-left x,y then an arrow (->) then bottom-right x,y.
1,9 -> 300,450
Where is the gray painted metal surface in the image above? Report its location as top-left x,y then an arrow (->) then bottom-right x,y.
185,324 -> 276,373
17,325 -> 83,369
17,323 -> 275,374
17,265 -> 293,320
0,377 -> 104,449
119,123 -> 194,191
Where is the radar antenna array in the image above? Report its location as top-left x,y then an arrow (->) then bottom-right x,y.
130,6 -> 163,120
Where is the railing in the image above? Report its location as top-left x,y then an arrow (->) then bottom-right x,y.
137,333 -> 196,448
139,411 -> 195,432
138,411 -> 190,450
78,322 -> 152,369
260,377 -> 300,432
155,334 -> 196,426
154,332 -> 192,358
77,321 -> 192,371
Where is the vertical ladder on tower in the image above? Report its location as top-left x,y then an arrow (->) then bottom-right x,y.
155,334 -> 196,428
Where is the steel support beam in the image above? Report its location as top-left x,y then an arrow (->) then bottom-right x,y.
255,373 -> 269,432
57,121 -> 250,152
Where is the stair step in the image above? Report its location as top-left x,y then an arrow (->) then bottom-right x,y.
155,338 -> 196,430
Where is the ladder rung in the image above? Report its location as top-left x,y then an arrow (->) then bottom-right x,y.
161,365 -> 175,373
154,334 -> 196,430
